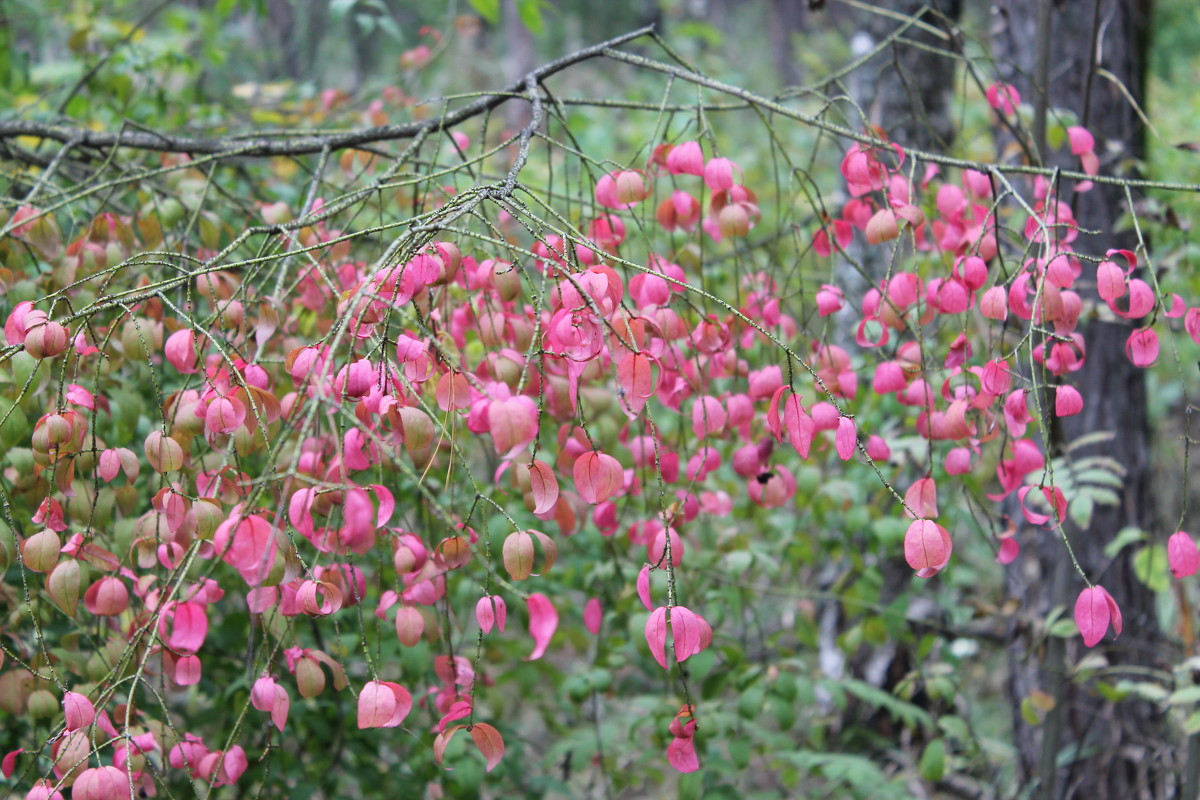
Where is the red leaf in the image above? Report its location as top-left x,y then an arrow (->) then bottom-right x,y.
2,748 -> 22,779
468,723 -> 505,773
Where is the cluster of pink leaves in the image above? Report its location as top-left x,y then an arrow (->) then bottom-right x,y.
6,114 -> 1200,792
814,122 -> 1200,649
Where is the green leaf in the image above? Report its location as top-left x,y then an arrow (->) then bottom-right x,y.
1104,526 -> 1146,558
330,0 -> 357,21
1133,545 -> 1170,592
1186,710 -> 1200,735
1115,679 -> 1169,702
1047,122 -> 1067,151
467,0 -> 500,24
833,678 -> 934,731
918,738 -> 946,782
517,0 -> 545,35
1168,686 -> 1200,706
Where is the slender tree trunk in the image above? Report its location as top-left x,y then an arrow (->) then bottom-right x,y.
993,2 -> 1175,798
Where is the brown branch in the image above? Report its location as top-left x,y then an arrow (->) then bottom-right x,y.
0,26 -> 654,161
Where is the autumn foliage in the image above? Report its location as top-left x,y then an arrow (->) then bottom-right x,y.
0,20 -> 1197,800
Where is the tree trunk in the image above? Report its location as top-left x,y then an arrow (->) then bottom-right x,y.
993,2 -> 1175,798
851,0 -> 962,150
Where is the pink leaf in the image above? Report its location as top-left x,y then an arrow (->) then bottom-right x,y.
670,606 -> 712,662
645,606 -> 669,669
834,416 -> 856,461
637,564 -> 653,611
583,597 -> 602,634
904,478 -> 938,520
1075,585 -> 1115,647
357,680 -> 412,729
476,595 -> 507,633
1125,327 -> 1159,367
903,519 -> 952,577
667,735 -> 700,773
573,450 -> 623,504
1168,531 -> 1199,578
691,395 -> 727,439
62,692 -> 95,732
1055,385 -> 1083,417
527,460 -> 559,515
525,593 -> 558,661
996,537 -> 1020,565
2,748 -> 22,779
206,395 -> 246,435
175,655 -> 201,686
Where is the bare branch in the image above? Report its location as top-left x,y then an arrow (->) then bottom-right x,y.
0,26 -> 653,160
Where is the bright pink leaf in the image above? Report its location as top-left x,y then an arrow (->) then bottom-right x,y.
645,606 -> 668,669
996,537 -> 1020,565
637,564 -> 653,611
1075,585 -> 1120,647
1125,327 -> 1159,367
1169,531 -> 1200,578
525,593 -> 557,661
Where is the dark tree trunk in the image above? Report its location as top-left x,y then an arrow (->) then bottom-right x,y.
852,0 -> 963,150
993,2 -> 1175,798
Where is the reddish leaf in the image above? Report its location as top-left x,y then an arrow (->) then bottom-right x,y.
469,723 -> 505,772
1075,585 -> 1113,647
573,450 -> 623,504
357,680 -> 412,729
667,735 -> 700,773
527,460 -> 558,515
2,748 -> 22,779
525,593 -> 558,661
